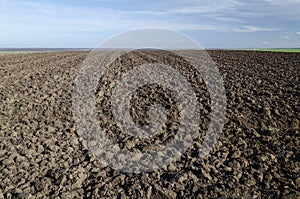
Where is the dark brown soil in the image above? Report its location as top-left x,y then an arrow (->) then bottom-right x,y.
0,50 -> 299,198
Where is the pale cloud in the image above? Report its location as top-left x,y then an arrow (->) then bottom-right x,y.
0,0 -> 279,33
0,0 -> 299,48
233,26 -> 277,33
264,0 -> 300,5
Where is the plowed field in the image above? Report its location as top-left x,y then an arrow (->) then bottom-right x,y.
0,50 -> 299,198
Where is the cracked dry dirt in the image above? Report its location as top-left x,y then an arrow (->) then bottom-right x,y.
0,50 -> 299,198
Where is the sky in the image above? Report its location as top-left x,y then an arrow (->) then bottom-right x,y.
0,0 -> 300,49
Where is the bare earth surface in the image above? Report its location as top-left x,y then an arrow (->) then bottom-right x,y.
0,50 -> 299,198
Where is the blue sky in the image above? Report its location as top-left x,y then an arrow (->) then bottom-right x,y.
0,0 -> 299,48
